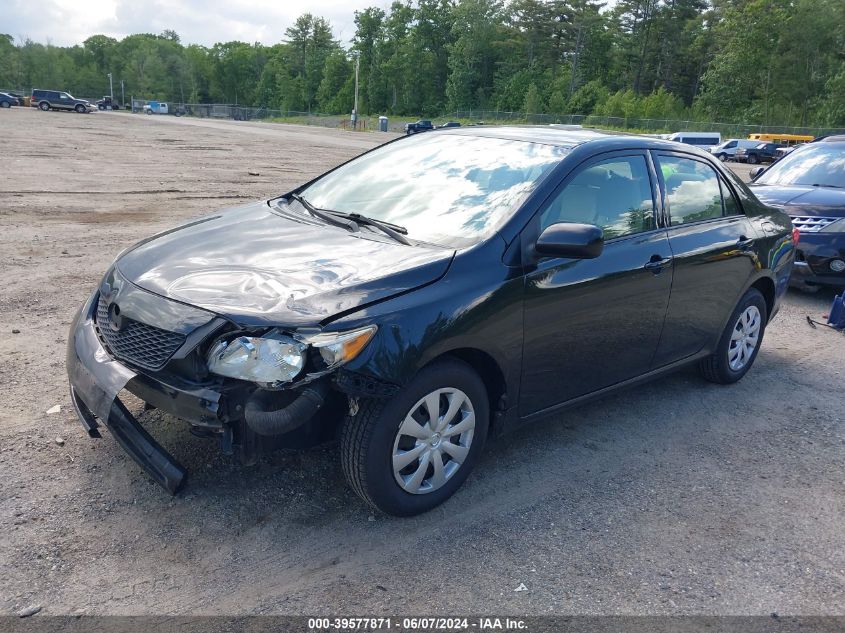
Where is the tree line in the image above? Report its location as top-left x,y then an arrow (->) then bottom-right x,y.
1,0 -> 844,127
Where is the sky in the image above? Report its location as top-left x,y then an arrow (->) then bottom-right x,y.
1,0 -> 393,48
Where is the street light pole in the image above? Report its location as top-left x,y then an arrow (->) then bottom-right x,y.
107,73 -> 113,101
353,54 -> 360,130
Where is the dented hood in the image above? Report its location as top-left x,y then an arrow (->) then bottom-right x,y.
750,184 -> 845,218
115,201 -> 454,327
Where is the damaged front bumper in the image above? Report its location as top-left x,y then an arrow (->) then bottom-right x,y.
66,286 -> 369,494
66,290 -> 192,493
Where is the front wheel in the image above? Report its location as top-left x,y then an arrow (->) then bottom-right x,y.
75,104 -> 86,113
717,153 -> 727,162
340,359 -> 489,516
699,287 -> 767,384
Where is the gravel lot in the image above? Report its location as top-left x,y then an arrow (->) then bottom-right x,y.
0,108 -> 842,616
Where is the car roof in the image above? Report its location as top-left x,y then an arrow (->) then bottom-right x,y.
436,125 -> 711,154
817,135 -> 845,143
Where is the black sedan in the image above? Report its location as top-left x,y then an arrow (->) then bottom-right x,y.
750,136 -> 845,289
0,92 -> 19,107
67,128 -> 795,515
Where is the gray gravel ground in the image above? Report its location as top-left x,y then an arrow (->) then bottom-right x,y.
0,108 -> 842,616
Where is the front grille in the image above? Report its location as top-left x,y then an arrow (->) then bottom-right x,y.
790,216 -> 839,233
95,295 -> 186,371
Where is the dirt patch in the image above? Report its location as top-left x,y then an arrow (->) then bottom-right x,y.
0,109 -> 842,616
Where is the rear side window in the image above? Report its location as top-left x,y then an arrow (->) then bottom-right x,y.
657,155 -> 724,225
540,155 -> 655,238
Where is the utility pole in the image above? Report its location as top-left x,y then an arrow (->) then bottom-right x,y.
352,53 -> 360,130
107,73 -> 113,101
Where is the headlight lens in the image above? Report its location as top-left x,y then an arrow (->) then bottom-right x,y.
299,326 -> 377,369
207,333 -> 306,386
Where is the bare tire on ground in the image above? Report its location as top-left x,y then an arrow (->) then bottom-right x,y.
340,359 -> 489,516
699,287 -> 767,384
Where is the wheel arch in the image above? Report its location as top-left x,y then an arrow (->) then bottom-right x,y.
749,275 -> 776,322
423,347 -> 508,419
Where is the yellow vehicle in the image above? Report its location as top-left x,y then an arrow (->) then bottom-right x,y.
748,133 -> 814,146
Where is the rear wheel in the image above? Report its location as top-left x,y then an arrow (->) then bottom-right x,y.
39,101 -> 50,111
699,288 -> 767,384
340,359 -> 489,516
0,101 -> 10,108
747,154 -> 759,164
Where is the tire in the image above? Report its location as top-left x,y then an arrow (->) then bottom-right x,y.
716,153 -> 727,162
39,101 -> 50,111
75,104 -> 86,113
340,359 -> 489,516
699,288 -> 767,384
0,101 -> 10,108
747,154 -> 759,164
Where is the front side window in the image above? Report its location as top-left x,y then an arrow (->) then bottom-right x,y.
540,155 -> 655,239
658,155 -> 724,225
300,133 -> 568,247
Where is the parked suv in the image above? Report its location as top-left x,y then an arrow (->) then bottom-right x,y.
67,129 -> 795,516
750,136 -> 845,289
30,89 -> 94,113
735,142 -> 781,164
405,119 -> 434,135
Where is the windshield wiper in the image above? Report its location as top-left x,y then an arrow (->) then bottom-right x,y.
333,212 -> 411,245
288,193 -> 360,232
810,183 -> 844,189
288,194 -> 411,245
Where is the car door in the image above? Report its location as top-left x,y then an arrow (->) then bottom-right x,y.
650,151 -> 760,367
57,92 -> 73,110
520,151 -> 673,416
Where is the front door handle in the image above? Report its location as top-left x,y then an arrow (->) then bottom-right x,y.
737,235 -> 755,249
644,255 -> 673,274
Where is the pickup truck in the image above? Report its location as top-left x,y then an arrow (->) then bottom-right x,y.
734,142 -> 782,164
405,119 -> 434,135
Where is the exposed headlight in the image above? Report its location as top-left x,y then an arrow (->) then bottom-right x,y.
207,333 -> 306,386
297,326 -> 377,370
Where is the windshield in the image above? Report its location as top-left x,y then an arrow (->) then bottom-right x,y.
299,133 -> 568,247
756,143 -> 845,188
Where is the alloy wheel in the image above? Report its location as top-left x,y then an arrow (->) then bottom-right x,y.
391,387 -> 475,495
728,305 -> 761,371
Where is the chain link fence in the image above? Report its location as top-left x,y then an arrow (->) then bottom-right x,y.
129,100 -> 412,131
125,100 -> 845,137
453,110 -> 845,137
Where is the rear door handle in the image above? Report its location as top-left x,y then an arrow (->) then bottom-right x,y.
737,235 -> 755,249
644,255 -> 673,273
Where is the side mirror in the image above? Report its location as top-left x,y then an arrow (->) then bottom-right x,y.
535,222 -> 604,260
749,166 -> 765,180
